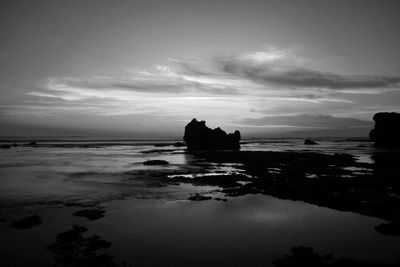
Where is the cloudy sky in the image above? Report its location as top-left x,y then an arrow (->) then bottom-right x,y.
1,0 -> 399,138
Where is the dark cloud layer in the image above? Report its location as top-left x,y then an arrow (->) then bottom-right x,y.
238,114 -> 372,129
218,57 -> 400,90
63,78 -> 187,94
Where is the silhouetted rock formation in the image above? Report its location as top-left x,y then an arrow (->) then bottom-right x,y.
173,142 -> 185,147
370,112 -> 400,147
143,160 -> 169,165
304,139 -> 318,145
183,119 -> 240,150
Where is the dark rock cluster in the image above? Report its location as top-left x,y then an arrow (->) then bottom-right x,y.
168,149 -> 400,235
370,112 -> 400,147
47,225 -> 115,266
183,119 -> 240,150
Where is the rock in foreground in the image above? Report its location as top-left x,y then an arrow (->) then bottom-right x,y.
183,119 -> 240,150
370,112 -> 400,147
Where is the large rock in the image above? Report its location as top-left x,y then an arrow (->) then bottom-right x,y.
183,119 -> 240,150
370,112 -> 400,147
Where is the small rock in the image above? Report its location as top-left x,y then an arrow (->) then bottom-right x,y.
304,139 -> 318,145
56,225 -> 88,242
143,160 -> 169,165
73,208 -> 105,221
154,143 -> 169,147
10,215 -> 42,229
375,222 -> 400,236
173,142 -> 186,147
188,194 -> 212,201
1,144 -> 11,149
28,141 -> 37,146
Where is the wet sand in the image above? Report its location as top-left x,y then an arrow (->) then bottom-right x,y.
1,139 -> 400,266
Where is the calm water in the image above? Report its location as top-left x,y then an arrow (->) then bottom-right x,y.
0,138 -> 399,266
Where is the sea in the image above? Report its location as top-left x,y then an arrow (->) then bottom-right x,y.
0,137 -> 399,266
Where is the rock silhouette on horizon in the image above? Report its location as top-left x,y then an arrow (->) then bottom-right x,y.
143,160 -> 169,165
183,119 -> 240,150
370,112 -> 400,147
304,139 -> 318,145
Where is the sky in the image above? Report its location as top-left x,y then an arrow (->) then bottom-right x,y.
1,0 -> 400,138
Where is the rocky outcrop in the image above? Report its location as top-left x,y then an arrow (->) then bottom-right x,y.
143,160 -> 169,165
183,119 -> 240,150
304,139 -> 318,145
370,112 -> 400,147
173,142 -> 185,147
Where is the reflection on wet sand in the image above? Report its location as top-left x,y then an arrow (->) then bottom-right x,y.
0,139 -> 400,266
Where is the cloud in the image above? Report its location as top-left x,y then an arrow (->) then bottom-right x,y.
29,46 -> 394,107
216,48 -> 400,90
235,114 -> 372,130
11,45 -> 397,135
49,76 -> 188,94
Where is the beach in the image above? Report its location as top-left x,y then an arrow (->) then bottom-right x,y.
1,138 -> 400,266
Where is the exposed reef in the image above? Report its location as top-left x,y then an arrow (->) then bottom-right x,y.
370,112 -> 400,147
167,150 -> 400,232
183,118 -> 240,150
47,225 -> 115,267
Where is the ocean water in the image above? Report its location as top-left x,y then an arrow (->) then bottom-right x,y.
0,138 -> 379,203
0,138 -> 399,266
